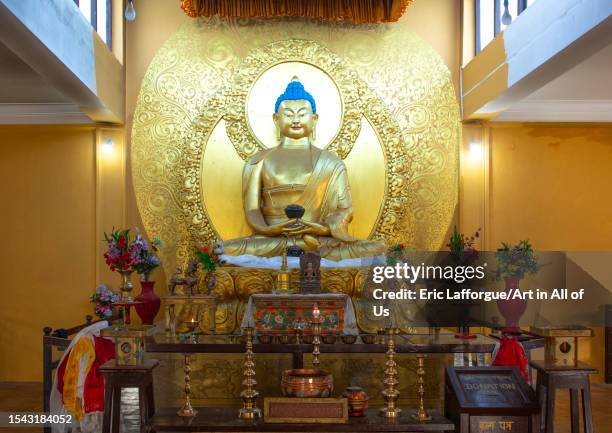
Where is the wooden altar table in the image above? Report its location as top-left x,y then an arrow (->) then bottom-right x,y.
41,315 -> 546,427
148,407 -> 455,432
146,332 -> 542,369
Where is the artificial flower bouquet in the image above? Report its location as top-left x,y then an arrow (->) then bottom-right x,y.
195,242 -> 225,272
495,240 -> 539,279
90,284 -> 119,318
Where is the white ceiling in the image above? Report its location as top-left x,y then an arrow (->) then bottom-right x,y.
495,42 -> 612,121
0,42 -> 69,103
0,41 -> 92,124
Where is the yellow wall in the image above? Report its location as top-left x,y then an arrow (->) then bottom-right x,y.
0,126 -> 96,381
0,125 -> 126,382
460,122 -> 612,382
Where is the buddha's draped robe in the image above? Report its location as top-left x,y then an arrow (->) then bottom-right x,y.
223,146 -> 385,260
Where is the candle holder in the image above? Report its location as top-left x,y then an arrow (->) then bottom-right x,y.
238,327 -> 261,420
379,328 -> 401,418
311,303 -> 323,367
184,319 -> 200,343
177,353 -> 197,417
411,354 -> 432,421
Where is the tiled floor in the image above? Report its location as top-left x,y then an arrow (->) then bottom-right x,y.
1,381 -> 611,432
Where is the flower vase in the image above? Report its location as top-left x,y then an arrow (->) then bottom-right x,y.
497,276 -> 527,334
204,271 -> 217,295
135,275 -> 161,324
118,270 -> 134,303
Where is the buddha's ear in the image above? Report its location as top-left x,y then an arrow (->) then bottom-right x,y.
273,112 -> 281,142
311,113 -> 319,142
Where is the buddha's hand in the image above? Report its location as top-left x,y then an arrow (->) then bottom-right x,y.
255,219 -> 300,236
288,220 -> 331,237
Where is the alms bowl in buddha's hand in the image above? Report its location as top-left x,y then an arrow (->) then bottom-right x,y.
285,204 -> 305,220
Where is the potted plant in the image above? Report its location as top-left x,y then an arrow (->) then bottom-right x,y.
495,240 -> 539,334
131,232 -> 163,324
195,242 -> 225,294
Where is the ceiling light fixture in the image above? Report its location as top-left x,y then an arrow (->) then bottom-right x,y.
501,0 -> 513,26
125,0 -> 136,21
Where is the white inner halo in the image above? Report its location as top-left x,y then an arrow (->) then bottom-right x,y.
247,62 -> 343,149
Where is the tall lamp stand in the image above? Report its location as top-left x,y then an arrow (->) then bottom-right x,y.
379,328 -> 401,418
238,327 -> 261,420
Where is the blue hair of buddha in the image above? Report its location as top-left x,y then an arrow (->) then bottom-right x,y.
274,76 -> 317,114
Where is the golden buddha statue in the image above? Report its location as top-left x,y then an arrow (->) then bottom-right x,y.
223,77 -> 385,261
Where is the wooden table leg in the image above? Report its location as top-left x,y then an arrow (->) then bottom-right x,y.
102,378 -> 114,433
569,388 -> 579,433
292,351 -> 303,369
545,375 -> 556,433
139,384 -> 148,433
111,385 -> 121,433
146,381 -> 156,418
582,378 -> 594,433
535,372 -> 545,433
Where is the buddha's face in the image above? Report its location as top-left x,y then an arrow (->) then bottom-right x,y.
273,99 -> 318,141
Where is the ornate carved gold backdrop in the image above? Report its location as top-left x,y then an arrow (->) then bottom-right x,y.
131,16 -> 460,276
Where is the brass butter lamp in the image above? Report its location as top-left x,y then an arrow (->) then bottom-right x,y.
178,319 -> 199,417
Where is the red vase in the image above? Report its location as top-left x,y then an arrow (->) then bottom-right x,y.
497,276 -> 527,334
134,280 -> 161,325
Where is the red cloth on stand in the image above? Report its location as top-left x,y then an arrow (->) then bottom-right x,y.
83,336 -> 116,413
492,335 -> 529,382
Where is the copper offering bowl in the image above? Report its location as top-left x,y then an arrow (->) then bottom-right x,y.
361,334 -> 376,344
342,386 -> 369,417
279,334 -> 295,344
341,334 -> 358,344
302,334 -> 314,344
322,334 -> 337,344
281,369 -> 334,398
258,334 -> 272,344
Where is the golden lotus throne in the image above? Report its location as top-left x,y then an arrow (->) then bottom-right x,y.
222,77 -> 386,261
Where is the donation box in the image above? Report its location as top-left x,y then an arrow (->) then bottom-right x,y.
445,367 -> 540,433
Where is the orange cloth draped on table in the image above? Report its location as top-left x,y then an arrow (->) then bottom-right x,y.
83,336 -> 116,413
180,0 -> 413,23
62,337 -> 96,420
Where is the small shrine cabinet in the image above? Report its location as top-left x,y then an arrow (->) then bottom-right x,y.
445,367 -> 540,433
